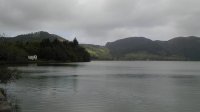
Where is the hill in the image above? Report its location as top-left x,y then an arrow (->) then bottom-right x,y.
106,37 -> 163,57
166,36 -> 200,60
81,44 -> 112,60
0,31 -> 90,63
0,31 -> 66,43
104,36 -> 200,61
2,32 -> 200,61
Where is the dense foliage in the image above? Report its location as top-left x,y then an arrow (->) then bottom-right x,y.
39,38 -> 90,62
0,31 -> 90,63
0,66 -> 19,83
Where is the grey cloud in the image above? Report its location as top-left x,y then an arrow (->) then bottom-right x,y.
0,0 -> 200,44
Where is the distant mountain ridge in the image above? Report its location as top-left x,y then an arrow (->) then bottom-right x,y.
80,36 -> 200,60
0,31 -> 66,42
106,37 -> 162,57
104,36 -> 200,60
1,31 -> 200,61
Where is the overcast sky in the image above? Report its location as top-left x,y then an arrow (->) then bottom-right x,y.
0,0 -> 200,45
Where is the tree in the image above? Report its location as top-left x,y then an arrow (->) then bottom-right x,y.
73,37 -> 79,46
0,37 -> 90,63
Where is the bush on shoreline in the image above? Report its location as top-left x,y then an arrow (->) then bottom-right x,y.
0,66 -> 20,83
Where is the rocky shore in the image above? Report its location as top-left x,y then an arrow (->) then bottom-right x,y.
0,89 -> 11,112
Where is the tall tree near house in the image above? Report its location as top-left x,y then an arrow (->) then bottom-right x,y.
73,37 -> 79,46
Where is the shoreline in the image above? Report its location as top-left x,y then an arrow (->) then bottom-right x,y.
0,89 -> 11,112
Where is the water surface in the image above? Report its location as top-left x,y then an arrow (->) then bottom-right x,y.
3,61 -> 200,112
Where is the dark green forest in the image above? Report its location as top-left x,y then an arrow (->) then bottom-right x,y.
0,31 -> 90,63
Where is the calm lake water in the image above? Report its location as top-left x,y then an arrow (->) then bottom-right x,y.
3,61 -> 200,112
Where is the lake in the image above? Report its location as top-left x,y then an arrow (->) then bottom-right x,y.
3,61 -> 200,112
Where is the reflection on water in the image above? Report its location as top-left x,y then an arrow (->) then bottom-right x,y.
2,61 -> 200,112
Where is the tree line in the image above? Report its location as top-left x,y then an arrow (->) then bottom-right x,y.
0,38 -> 90,63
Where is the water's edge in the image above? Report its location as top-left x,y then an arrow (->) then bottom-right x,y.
0,89 -> 11,112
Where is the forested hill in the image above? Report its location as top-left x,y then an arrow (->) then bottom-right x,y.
0,31 -> 66,42
0,31 -> 90,63
106,37 -> 162,57
1,31 -> 200,62
105,36 -> 200,61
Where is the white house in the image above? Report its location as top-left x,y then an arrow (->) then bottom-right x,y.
28,55 -> 37,61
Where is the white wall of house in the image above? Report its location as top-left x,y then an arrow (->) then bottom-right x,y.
28,55 -> 37,61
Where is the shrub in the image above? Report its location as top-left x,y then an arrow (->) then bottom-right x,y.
0,66 -> 20,83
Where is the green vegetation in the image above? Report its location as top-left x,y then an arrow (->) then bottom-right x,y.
106,37 -> 162,57
81,44 -> 112,60
0,66 -> 19,83
0,42 -> 28,63
2,31 -> 66,42
0,31 -> 90,63
39,38 -> 90,62
105,36 -> 200,61
2,31 -> 200,61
